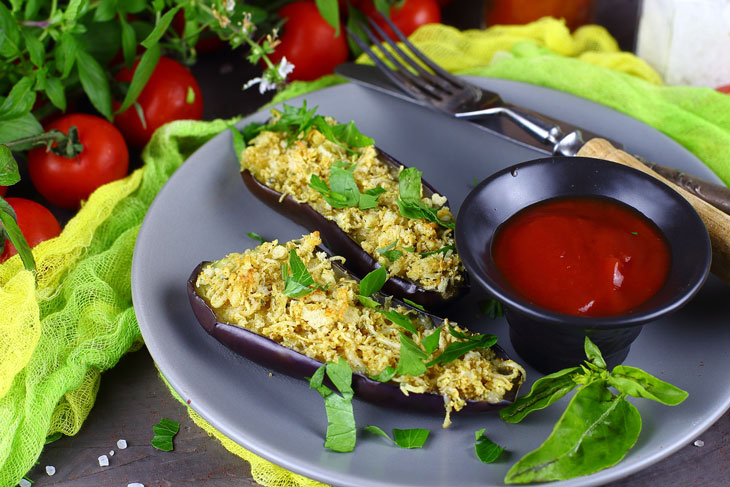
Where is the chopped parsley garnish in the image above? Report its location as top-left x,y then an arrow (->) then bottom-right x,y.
246,231 -> 266,245
363,425 -> 430,449
420,245 -> 455,258
475,429 -> 504,463
310,161 -> 384,210
151,418 -> 180,452
309,359 -> 357,453
397,167 -> 455,230
479,298 -> 504,319
376,240 -> 403,262
282,249 -> 326,298
395,332 -> 428,376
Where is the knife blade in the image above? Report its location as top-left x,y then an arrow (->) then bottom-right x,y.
334,62 -> 730,216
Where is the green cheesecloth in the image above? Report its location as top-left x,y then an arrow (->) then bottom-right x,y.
1,18 -> 729,487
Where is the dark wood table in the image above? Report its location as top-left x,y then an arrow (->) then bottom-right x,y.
23,14 -> 730,487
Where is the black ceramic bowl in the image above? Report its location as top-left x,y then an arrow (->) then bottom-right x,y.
455,157 -> 711,373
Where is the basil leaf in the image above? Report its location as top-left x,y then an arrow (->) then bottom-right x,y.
0,146 -> 20,186
151,418 -> 180,452
246,232 -> 266,245
363,424 -> 390,439
76,49 -> 112,120
22,29 -> 45,67
376,240 -> 403,262
499,367 -> 581,424
115,43 -> 161,115
314,0 -> 340,37
357,295 -> 380,308
421,327 -> 441,356
369,366 -> 396,383
230,127 -> 246,160
0,77 -> 36,121
395,332 -> 427,377
55,34 -> 78,78
608,365 -> 688,406
378,309 -> 417,334
64,0 -> 85,22
282,249 -> 321,298
479,298 -> 503,319
310,360 -> 357,453
475,429 -> 504,463
44,77 -> 66,112
504,381 -> 641,483
0,112 -> 43,144
584,336 -> 607,369
358,266 -> 387,297
403,298 -> 425,311
142,6 -> 181,48
420,245 -> 455,258
397,168 -> 454,229
345,5 -> 368,57
392,428 -> 430,449
0,3 -> 20,57
94,0 -> 118,22
119,14 -> 137,67
331,121 -> 373,148
328,161 -> 360,207
0,197 -> 35,272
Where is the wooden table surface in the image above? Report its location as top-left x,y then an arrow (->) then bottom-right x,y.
21,17 -> 730,487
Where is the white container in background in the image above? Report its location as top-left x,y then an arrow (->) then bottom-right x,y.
636,0 -> 730,87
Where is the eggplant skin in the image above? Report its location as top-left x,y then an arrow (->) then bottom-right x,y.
188,262 -> 521,413
240,148 -> 468,311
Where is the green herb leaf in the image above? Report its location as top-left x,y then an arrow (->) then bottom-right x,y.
425,328 -> 497,367
64,0 -> 84,22
421,327 -> 441,355
44,77 -> 66,112
392,428 -> 430,448
330,120 -> 373,148
357,294 -> 380,308
608,365 -> 688,406
119,14 -> 137,67
0,146 -> 20,186
310,161 -> 383,210
378,309 -> 418,334
0,112 -> 43,144
55,34 -> 78,78
398,167 -> 454,229
499,367 -> 581,423
395,332 -> 427,377
115,43 -> 161,115
151,418 -> 180,452
142,5 -> 181,48
376,240 -> 403,262
22,28 -> 44,67
0,197 -> 35,272
420,245 -> 455,258
282,249 -> 323,298
363,424 -> 390,439
246,232 -> 266,245
584,336 -> 607,369
76,49 -> 112,120
0,3 -> 20,57
479,298 -> 503,319
345,4 -> 368,57
504,381 -> 641,484
369,366 -> 396,383
309,360 -> 357,452
358,266 -> 387,297
94,0 -> 118,22
230,127 -> 246,160
475,429 -> 504,463
0,77 -> 36,121
403,298 -> 425,311
314,0 -> 340,37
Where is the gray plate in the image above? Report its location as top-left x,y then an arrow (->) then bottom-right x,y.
132,78 -> 730,487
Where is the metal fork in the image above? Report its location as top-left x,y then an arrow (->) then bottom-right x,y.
346,15 -> 586,156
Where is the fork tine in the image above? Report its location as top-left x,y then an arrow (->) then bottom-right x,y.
345,26 -> 434,103
363,17 -> 453,94
353,22 -> 449,101
377,13 -> 464,89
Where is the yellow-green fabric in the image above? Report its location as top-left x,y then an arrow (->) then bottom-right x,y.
2,16 -> 730,487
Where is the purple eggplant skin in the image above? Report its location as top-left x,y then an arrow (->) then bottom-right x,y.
188,261 -> 523,414
240,148 -> 469,311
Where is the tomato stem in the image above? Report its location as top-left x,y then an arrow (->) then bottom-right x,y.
3,127 -> 84,159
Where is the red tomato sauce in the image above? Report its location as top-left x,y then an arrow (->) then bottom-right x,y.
492,197 -> 671,317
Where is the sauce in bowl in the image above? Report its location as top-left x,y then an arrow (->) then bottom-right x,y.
492,196 -> 671,317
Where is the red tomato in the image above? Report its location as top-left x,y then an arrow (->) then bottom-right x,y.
717,84 -> 730,94
361,0 -> 441,40
114,57 -> 204,149
270,1 -> 348,82
28,114 -> 129,210
485,0 -> 593,30
0,197 -> 62,262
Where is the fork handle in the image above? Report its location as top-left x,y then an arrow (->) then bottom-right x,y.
578,138 -> 730,285
456,104 -> 564,147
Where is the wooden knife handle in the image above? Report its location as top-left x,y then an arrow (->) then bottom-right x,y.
578,138 -> 730,285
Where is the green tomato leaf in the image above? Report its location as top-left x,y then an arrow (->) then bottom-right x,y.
76,49 -> 112,120
0,77 -> 36,121
504,382 -> 641,484
358,266 -> 387,297
0,112 -> 43,144
608,365 -> 688,406
499,367 -> 581,424
314,0 -> 340,37
395,332 -> 427,377
369,366 -> 396,383
0,201 -> 35,271
44,77 -> 66,112
421,327 -> 441,356
0,146 -> 20,186
115,43 -> 161,115
584,336 -> 607,369
142,5 -> 182,48
392,428 -> 430,449
377,309 -> 418,334
475,428 -> 504,463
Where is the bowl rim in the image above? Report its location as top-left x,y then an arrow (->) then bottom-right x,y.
455,156 -> 712,329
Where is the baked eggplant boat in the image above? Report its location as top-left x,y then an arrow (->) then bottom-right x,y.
237,104 -> 467,309
188,232 -> 525,427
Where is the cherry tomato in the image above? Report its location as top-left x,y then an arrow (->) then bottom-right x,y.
114,57 -> 204,149
361,0 -> 441,40
0,197 -> 62,262
28,114 -> 129,210
270,1 -> 348,82
485,0 -> 593,30
717,84 -> 730,94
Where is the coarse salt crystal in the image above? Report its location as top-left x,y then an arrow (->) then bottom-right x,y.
18,479 -> 32,487
46,465 -> 56,476
109,450 -> 115,456
117,439 -> 128,449
98,454 -> 109,467
128,483 -> 145,487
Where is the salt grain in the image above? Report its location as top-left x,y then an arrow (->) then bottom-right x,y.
45,465 -> 56,476
109,450 -> 115,456
98,454 -> 109,467
18,478 -> 32,487
694,439 -> 705,447
117,439 -> 128,449
128,483 -> 145,487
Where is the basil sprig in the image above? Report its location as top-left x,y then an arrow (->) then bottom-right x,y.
309,161 -> 385,210
397,167 -> 455,230
501,337 -> 688,484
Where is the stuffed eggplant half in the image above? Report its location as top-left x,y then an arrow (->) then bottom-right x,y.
237,104 -> 467,309
188,232 -> 525,428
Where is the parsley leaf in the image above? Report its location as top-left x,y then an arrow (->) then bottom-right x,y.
420,245 -> 455,258
376,240 -> 403,262
479,298 -> 504,319
309,161 -> 384,210
247,231 -> 266,245
359,266 -> 387,297
377,309 -> 418,333
282,250 -> 324,298
475,428 -> 504,463
422,328 -> 442,355
369,366 -> 397,383
309,359 -> 357,453
395,332 -> 427,377
364,425 -> 430,449
397,167 -> 455,230
151,418 -> 180,452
